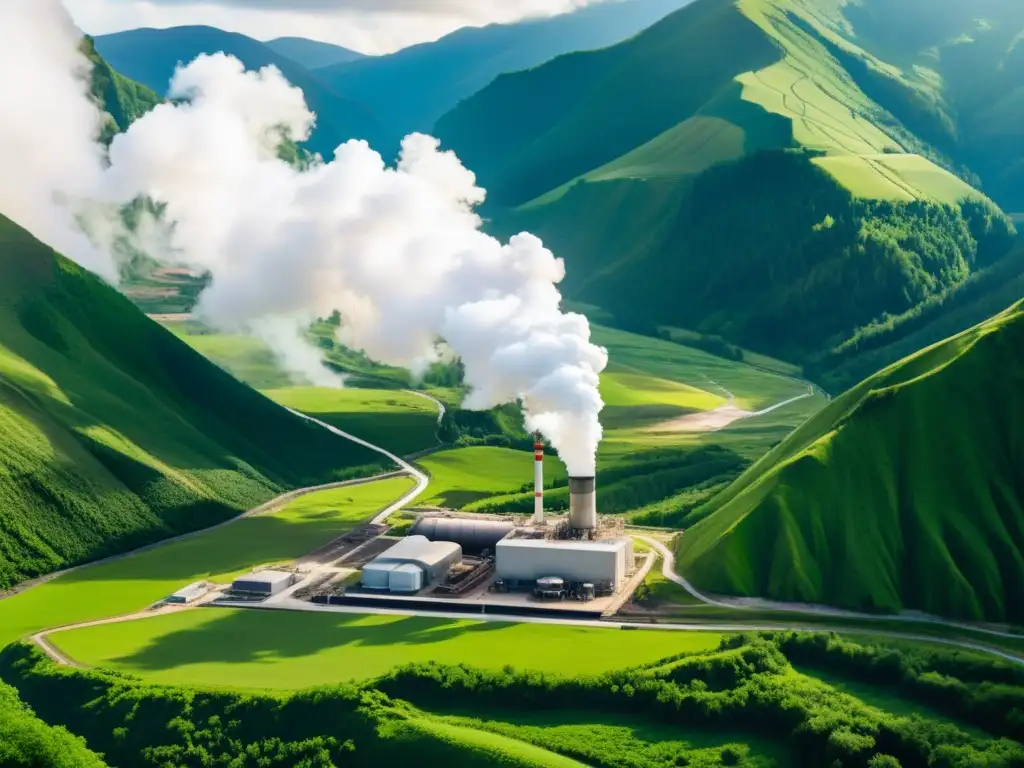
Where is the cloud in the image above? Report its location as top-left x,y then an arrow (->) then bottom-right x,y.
117,0 -> 608,18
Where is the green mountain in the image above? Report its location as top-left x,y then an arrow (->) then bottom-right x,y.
264,36 -> 365,69
81,37 -> 161,142
437,0 -> 1021,372
316,0 -> 693,154
678,298 -> 1024,623
93,26 -> 384,158
0,215 -> 386,590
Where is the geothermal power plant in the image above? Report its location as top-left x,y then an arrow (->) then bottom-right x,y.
205,439 -> 643,615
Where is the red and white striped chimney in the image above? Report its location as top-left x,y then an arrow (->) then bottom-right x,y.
532,438 -> 545,525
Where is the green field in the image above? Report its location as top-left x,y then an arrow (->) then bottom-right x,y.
0,477 -> 414,650
163,321 -> 293,389
50,609 -> 722,689
679,299 -> 1024,623
416,446 -> 567,508
266,386 -> 440,456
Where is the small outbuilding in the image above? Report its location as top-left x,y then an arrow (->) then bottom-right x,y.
167,581 -> 207,604
231,570 -> 295,596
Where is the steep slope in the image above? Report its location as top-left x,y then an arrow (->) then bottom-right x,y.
93,26 -> 384,158
265,36 -> 365,69
81,37 -> 160,141
440,0 -> 1020,372
0,214 -> 387,589
678,299 -> 1024,623
316,0 -> 693,154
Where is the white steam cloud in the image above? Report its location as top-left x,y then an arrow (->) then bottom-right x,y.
1,0 -> 608,475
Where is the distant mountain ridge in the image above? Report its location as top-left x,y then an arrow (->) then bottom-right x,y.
315,0 -> 695,154
265,37 -> 366,69
94,26 -> 384,158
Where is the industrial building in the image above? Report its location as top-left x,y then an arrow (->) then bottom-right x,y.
409,516 -> 514,555
231,570 -> 295,596
167,582 -> 207,604
495,537 -> 634,591
362,535 -> 462,593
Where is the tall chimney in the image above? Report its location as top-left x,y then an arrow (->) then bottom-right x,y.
568,476 -> 597,530
532,437 -> 545,525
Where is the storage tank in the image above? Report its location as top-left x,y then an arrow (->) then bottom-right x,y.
568,476 -> 598,529
409,517 -> 513,555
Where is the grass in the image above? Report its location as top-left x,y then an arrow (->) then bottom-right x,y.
265,386 -> 440,456
163,320 -> 292,389
0,476 -> 415,650
428,709 -> 790,768
0,215 -> 386,590
416,446 -> 567,508
50,609 -> 723,689
677,300 -> 1024,623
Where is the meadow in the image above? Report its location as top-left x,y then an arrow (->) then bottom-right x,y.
266,386 -> 441,457
416,446 -> 568,508
50,609 -> 722,689
0,477 -> 415,650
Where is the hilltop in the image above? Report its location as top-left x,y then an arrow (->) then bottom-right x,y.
93,26 -> 384,157
315,0 -> 693,153
0,214 -> 386,589
438,0 -> 1021,374
677,298 -> 1024,623
264,36 -> 365,69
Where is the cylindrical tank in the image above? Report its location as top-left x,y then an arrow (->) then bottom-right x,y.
568,476 -> 597,529
409,517 -> 514,555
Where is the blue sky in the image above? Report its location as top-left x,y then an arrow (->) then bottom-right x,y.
64,0 -> 609,53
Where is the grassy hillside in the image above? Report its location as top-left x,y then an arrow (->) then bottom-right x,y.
93,26 -> 384,157
678,299 -> 1024,623
81,37 -> 161,142
439,0 -> 1020,375
0,214 -> 387,589
316,0 -> 693,154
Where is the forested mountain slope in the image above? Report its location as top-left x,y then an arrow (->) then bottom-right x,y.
316,0 -> 693,154
93,26 -> 384,157
678,299 -> 1024,623
0,215 -> 386,589
440,0 -> 1022,375
81,37 -> 160,142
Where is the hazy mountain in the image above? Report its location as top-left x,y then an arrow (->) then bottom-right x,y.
265,36 -> 366,69
93,26 -> 384,158
315,0 -> 695,154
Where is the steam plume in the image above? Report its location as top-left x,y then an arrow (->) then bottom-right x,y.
0,2 -> 608,475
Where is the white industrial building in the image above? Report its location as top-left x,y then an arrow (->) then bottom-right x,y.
167,581 -> 208,604
232,570 -> 295,596
362,535 -> 462,593
496,538 -> 634,591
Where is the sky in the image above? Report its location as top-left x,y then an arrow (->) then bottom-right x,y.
63,0 -> 615,54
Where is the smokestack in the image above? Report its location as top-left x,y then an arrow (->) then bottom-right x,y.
568,476 -> 597,530
532,437 -> 545,525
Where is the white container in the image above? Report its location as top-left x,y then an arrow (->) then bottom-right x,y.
388,563 -> 424,593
